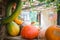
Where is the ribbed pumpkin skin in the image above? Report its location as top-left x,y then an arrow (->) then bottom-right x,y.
45,25 -> 60,40
21,25 -> 39,39
7,21 -> 20,36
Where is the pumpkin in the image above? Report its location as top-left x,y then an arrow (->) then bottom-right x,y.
45,25 -> 60,40
21,25 -> 39,39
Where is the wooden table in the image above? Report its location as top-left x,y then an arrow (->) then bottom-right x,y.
4,36 -> 46,40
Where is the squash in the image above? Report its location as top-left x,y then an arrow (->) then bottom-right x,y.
5,1 -> 20,36
14,17 -> 23,25
7,21 -> 20,36
45,25 -> 60,40
1,0 -> 22,24
21,25 -> 39,39
12,3 -> 23,25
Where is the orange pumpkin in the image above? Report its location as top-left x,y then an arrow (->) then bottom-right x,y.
45,25 -> 60,40
14,17 -> 23,25
21,25 -> 39,39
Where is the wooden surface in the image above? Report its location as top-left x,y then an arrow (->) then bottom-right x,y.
4,36 -> 46,40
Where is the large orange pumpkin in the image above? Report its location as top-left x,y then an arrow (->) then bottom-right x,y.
45,25 -> 60,40
21,25 -> 39,39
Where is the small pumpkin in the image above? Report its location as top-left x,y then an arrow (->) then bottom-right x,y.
21,25 -> 39,39
45,25 -> 60,40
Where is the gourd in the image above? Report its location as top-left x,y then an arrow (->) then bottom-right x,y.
2,0 -> 21,36
1,0 -> 22,24
12,3 -> 23,25
7,21 -> 20,36
14,16 -> 23,25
